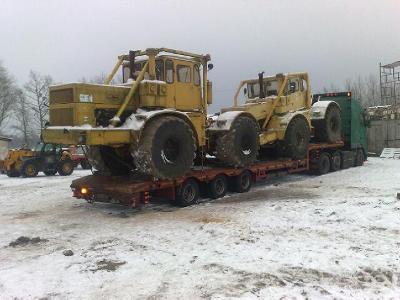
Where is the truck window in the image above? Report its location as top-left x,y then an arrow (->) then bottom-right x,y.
177,65 -> 191,83
156,59 -> 164,81
165,59 -> 174,83
194,65 -> 200,86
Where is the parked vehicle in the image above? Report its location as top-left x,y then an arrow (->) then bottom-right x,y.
3,143 -> 74,177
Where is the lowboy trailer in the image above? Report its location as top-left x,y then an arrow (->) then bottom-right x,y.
70,141 -> 365,208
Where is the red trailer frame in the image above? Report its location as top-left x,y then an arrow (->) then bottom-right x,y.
71,142 -> 346,208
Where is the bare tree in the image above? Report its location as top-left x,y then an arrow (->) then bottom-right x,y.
365,74 -> 379,106
78,72 -> 123,84
12,90 -> 35,147
24,71 -> 53,133
0,61 -> 17,131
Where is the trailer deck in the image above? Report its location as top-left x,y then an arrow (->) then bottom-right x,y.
71,142 -> 345,208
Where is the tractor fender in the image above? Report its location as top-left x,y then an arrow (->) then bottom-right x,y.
208,111 -> 257,131
122,109 -> 199,145
311,100 -> 341,120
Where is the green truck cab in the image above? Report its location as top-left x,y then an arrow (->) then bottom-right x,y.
312,92 -> 369,167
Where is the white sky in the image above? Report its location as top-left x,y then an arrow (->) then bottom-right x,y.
0,0 -> 399,111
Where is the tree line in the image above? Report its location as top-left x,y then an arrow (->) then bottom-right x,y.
0,62 -> 115,148
0,61 -> 53,147
322,74 -> 381,107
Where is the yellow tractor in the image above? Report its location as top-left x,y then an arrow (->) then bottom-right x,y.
3,143 -> 74,177
42,48 -> 213,179
208,72 -> 341,166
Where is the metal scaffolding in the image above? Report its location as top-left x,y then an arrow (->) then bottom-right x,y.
380,60 -> 400,105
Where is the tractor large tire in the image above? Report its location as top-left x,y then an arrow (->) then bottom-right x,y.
313,105 -> 341,143
57,159 -> 74,176
281,116 -> 310,160
133,116 -> 196,179
21,162 -> 39,178
215,116 -> 259,167
87,146 -> 132,176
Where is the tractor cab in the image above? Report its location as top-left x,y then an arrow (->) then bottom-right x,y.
121,54 -> 211,112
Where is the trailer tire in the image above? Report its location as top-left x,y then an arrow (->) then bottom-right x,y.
21,162 -> 38,178
355,149 -> 364,166
314,105 -> 341,143
330,151 -> 341,172
57,159 -> 74,176
134,116 -> 196,179
208,174 -> 228,199
216,116 -> 259,167
233,170 -> 252,193
282,116 -> 310,160
174,178 -> 199,207
317,152 -> 331,175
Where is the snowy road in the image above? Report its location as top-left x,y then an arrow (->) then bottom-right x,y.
0,158 -> 399,299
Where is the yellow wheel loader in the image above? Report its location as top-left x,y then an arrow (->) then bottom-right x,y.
208,72 -> 341,167
42,48 -> 213,179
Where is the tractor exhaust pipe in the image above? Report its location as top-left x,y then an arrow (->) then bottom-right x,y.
258,72 -> 265,98
129,50 -> 136,79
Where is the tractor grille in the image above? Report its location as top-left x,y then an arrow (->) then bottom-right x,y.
50,108 -> 74,126
50,88 -> 74,104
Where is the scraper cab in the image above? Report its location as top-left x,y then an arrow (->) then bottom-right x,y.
42,48 -> 213,179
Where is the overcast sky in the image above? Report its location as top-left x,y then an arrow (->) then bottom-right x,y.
0,0 -> 399,111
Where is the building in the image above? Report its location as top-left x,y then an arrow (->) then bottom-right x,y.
367,105 -> 400,155
0,136 -> 12,161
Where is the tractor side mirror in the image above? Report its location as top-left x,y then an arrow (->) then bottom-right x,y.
207,63 -> 214,71
243,87 -> 247,95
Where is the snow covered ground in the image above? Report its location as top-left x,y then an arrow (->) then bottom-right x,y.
0,158 -> 399,299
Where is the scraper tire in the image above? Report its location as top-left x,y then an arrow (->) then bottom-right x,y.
216,116 -> 259,167
134,116 -> 196,179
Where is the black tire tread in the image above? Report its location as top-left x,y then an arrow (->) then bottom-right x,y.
134,116 -> 196,179
216,116 -> 259,167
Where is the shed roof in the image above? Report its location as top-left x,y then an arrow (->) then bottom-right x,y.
382,61 -> 400,68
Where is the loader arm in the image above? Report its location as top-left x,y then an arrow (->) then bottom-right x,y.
110,61 -> 149,126
261,76 -> 288,129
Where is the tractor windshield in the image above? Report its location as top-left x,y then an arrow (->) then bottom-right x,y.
34,143 -> 44,152
122,59 -> 164,83
247,80 -> 279,99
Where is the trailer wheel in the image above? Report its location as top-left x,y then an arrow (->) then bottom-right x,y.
233,170 -> 252,193
355,149 -> 364,166
317,152 -> 331,175
208,174 -> 228,199
174,178 -> 199,207
21,162 -> 38,178
330,151 -> 341,172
